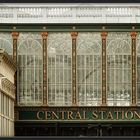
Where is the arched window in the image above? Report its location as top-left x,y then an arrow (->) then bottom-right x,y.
17,33 -> 43,106
0,33 -> 13,55
48,33 -> 72,106
107,32 -> 131,106
77,32 -> 102,106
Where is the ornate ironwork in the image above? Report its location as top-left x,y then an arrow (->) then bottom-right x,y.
71,32 -> 78,106
101,31 -> 107,106
41,32 -> 48,106
12,32 -> 19,63
131,31 -> 137,106
12,32 -> 19,108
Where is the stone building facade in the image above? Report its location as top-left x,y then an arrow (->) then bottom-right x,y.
0,49 -> 16,136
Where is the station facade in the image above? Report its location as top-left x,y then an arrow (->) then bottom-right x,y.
1,3 -> 140,136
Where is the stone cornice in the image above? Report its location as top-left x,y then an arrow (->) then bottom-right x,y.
0,49 -> 17,72
0,77 -> 15,100
0,5 -> 140,23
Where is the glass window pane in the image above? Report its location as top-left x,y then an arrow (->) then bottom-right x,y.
77,32 -> 102,106
48,33 -> 72,106
107,32 -> 131,106
17,33 -> 43,106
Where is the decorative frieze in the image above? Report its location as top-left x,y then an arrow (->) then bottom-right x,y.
0,78 -> 15,100
0,5 -> 140,23
0,49 -> 16,73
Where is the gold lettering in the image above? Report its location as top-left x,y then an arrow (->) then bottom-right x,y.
134,111 -> 140,119
100,111 -> 105,120
75,111 -> 82,119
83,111 -> 87,120
125,111 -> 134,120
92,111 -> 98,119
52,111 -> 59,120
122,111 -> 125,120
45,111 -> 51,120
60,111 -> 65,120
37,111 -> 44,120
67,111 -> 73,120
114,111 -> 121,120
107,111 -> 113,120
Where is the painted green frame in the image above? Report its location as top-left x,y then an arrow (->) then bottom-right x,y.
1,24 -> 140,32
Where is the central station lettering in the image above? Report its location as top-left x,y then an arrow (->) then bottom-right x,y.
36,110 -> 140,120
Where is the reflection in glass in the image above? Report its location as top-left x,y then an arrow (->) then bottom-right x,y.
107,32 -> 131,106
17,33 -> 43,106
77,32 -> 102,106
48,33 -> 72,106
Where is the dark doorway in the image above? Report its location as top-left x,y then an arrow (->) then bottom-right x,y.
15,122 -> 140,136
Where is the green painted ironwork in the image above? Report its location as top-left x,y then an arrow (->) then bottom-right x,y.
1,24 -> 140,32
18,108 -> 140,122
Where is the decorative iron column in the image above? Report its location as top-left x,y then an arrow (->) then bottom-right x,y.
71,31 -> 78,106
11,31 -> 19,105
12,32 -> 19,63
41,32 -> 48,106
12,31 -> 19,121
101,31 -> 107,106
130,30 -> 137,106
